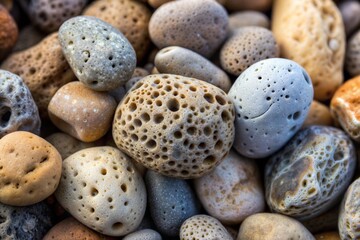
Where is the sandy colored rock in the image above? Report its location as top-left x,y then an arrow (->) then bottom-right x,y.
113,74 -> 235,179
346,29 -> 360,77
339,1 -> 360,36
43,217 -> 105,240
229,11 -> 270,34
0,4 -> 18,60
303,101 -> 333,127
238,213 -> 315,240
331,76 -> 360,142
0,131 -> 62,206
225,0 -> 272,11
220,26 -> 279,76
272,0 -> 345,101
155,46 -> 232,92
83,0 -> 152,62
194,150 -> 265,225
149,0 -> 228,57
180,215 -> 232,240
48,82 -> 117,142
315,232 -> 340,240
1,32 -> 76,118
55,147 -> 147,236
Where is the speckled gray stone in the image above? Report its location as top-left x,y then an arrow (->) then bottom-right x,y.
123,229 -> 162,240
0,70 -> 40,137
145,170 -> 200,237
0,201 -> 53,240
59,16 -> 136,91
228,58 -> 313,158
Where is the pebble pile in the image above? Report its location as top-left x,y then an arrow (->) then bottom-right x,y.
0,0 -> 359,239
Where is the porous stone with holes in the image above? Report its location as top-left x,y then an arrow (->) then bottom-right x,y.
220,26 -> 279,76
265,126 -> 356,221
48,82 -> 117,142
331,76 -> 360,142
155,46 -> 232,92
123,229 -> 162,240
0,70 -> 41,137
180,215 -> 232,240
0,131 -> 62,206
237,213 -> 315,240
1,32 -> 77,118
0,4 -> 17,61
59,16 -> 136,91
228,58 -> 313,158
145,170 -> 200,237
149,0 -> 228,58
55,146 -> 146,237
112,74 -> 235,179
303,100 -> 333,127
338,178 -> 360,240
346,30 -> 360,77
272,0 -> 345,101
194,150 -> 265,225
83,0 -> 152,62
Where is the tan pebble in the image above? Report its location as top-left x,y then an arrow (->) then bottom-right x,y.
1,33 -> 77,118
0,4 -> 18,60
315,232 -> 340,240
225,0 -> 272,12
220,26 -> 279,76
194,150 -> 265,225
48,82 -> 117,142
0,131 -> 62,206
113,74 -> 235,179
301,206 -> 339,234
43,217 -> 106,240
238,213 -> 315,240
339,1 -> 360,36
303,101 -> 333,127
229,11 -> 270,35
346,29 -> 360,77
149,0 -> 228,57
83,0 -> 152,62
155,46 -> 232,92
331,76 -> 360,142
272,0 -> 345,101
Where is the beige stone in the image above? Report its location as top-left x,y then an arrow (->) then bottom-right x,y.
303,101 -> 333,127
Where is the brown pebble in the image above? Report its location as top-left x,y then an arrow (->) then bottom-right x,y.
315,232 -> 340,240
0,4 -> 18,60
225,0 -> 272,12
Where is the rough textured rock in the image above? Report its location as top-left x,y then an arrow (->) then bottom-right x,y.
194,150 -> 265,225
265,126 -> 356,221
55,147 -> 147,237
339,1 -> 360,36
0,70 -> 41,137
272,0 -> 345,101
0,131 -> 62,206
303,101 -> 333,127
229,11 -> 270,34
113,74 -> 235,179
346,30 -> 360,77
145,170 -> 200,236
0,4 -> 17,61
149,0 -> 228,57
228,58 -> 313,158
123,229 -> 162,240
59,16 -> 136,91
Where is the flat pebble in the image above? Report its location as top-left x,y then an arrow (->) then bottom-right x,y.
0,4 -> 17,60
303,100 -> 333,127
55,146 -> 147,236
228,58 -> 313,158
0,70 -> 40,137
59,16 -> 136,91
123,229 -> 162,240
113,74 -> 235,179
265,126 -> 356,221
145,170 -> 200,237
194,150 -> 265,225
346,29 -> 360,77
48,82 -> 117,142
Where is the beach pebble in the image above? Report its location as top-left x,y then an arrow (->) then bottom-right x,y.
331,76 -> 360,142
43,217 -> 106,240
55,146 -> 147,236
314,232 -> 340,240
0,70 -> 41,137
149,0 -> 228,57
194,150 -> 265,225
346,29 -> 360,77
225,0 -> 272,11
59,16 -> 136,91
123,229 -> 162,240
113,74 -> 235,179
265,126 -> 356,221
145,170 -> 200,237
272,0 -> 345,101
0,4 -> 17,60
0,131 -> 62,206
180,215 -> 233,240
48,82 -> 117,142
0,201 -> 53,240
229,11 -> 270,34
83,0 -> 152,62
238,213 -> 315,240
303,101 -> 333,127
1,33 -> 76,118
155,46 -> 232,92
220,26 -> 279,76
339,0 -> 360,36
228,58 -> 313,158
